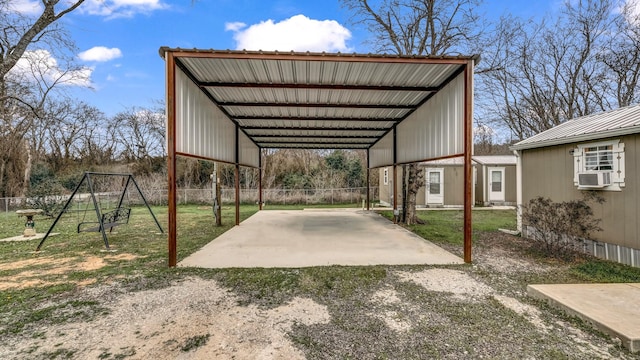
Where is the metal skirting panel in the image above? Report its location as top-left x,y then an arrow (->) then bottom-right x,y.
582,239 -> 595,256
524,226 -> 640,268
595,242 -> 607,259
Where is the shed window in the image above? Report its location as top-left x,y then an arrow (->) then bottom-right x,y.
573,140 -> 625,191
383,168 -> 389,185
584,145 -> 613,171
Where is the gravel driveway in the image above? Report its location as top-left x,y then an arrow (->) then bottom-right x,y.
1,232 -> 637,359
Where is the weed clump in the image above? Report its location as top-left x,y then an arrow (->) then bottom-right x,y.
522,192 -> 604,259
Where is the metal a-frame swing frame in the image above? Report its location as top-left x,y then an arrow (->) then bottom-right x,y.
36,172 -> 164,251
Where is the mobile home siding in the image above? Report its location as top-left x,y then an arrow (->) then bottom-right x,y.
475,168 -> 484,205
442,165 -> 464,205
521,134 -> 640,252
505,165 -> 517,204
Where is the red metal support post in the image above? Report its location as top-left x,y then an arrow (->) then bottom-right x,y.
366,168 -> 370,210
463,60 -> 474,263
235,125 -> 240,226
392,126 -> 398,223
258,149 -> 263,210
166,51 -> 178,267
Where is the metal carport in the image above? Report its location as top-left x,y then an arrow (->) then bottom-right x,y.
160,48 -> 477,267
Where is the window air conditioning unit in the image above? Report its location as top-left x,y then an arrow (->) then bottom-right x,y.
578,171 -> 612,188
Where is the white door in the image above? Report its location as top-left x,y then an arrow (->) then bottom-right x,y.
488,167 -> 505,202
426,168 -> 444,205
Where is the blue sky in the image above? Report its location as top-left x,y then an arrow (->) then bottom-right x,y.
13,0 -> 562,116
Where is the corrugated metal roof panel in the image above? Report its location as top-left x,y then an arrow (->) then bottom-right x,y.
236,119 -> 395,130
182,57 -> 462,88
206,88 -> 427,106
245,129 -> 386,136
512,103 -> 640,150
472,155 -> 517,165
165,48 -> 475,151
222,106 -> 410,119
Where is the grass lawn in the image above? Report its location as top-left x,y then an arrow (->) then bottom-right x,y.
1,205 -> 640,358
378,209 -> 517,246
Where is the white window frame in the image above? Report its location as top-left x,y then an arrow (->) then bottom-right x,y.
383,168 -> 389,185
573,139 -> 625,191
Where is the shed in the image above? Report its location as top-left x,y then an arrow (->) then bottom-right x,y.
511,103 -> 640,267
161,48 -> 477,266
378,155 -> 516,207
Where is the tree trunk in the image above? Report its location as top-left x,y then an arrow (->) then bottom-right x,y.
22,139 -> 32,197
405,163 -> 425,225
0,159 -> 5,197
401,165 -> 407,223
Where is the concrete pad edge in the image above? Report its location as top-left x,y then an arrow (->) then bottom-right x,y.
527,284 -> 637,353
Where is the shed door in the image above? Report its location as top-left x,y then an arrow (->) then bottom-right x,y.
488,167 -> 505,202
426,168 -> 444,205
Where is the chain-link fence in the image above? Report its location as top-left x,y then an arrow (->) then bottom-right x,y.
0,187 -> 380,215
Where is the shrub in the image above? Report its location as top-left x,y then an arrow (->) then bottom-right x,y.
522,193 -> 604,258
26,179 -> 69,218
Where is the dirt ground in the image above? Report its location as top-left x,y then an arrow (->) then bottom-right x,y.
0,233 -> 637,359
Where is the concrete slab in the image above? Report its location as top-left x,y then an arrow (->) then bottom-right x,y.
179,209 -> 463,268
528,283 -> 640,353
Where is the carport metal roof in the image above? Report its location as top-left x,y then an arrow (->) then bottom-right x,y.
161,48 -> 476,268
160,47 -> 478,150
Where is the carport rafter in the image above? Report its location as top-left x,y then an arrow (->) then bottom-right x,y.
242,126 -> 389,131
235,116 -> 400,122
252,134 -> 380,139
200,81 -> 439,93
218,101 -> 414,109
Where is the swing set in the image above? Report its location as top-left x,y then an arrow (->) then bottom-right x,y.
36,172 -> 163,251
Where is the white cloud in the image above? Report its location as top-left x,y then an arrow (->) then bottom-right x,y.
626,0 -> 640,21
7,0 -> 42,15
614,0 -> 640,26
226,14 -> 353,52
79,46 -> 123,62
11,50 -> 92,87
80,0 -> 168,19
225,22 -> 247,32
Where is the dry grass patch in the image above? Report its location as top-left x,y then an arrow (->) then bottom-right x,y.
0,253 -> 139,290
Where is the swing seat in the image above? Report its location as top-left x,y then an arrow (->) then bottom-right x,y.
78,207 -> 131,233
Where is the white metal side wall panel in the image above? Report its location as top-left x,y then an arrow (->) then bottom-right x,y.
370,131 -> 394,168
176,68 -> 236,163
397,74 -> 465,163
238,131 -> 259,167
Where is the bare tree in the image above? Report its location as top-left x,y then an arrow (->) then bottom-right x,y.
0,0 -> 86,196
479,0 -> 638,140
30,100 -> 107,172
112,107 -> 166,174
342,0 -> 484,224
599,0 -> 640,107
0,0 -> 84,83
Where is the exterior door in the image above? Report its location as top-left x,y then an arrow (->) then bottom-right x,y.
488,167 -> 505,202
426,168 -> 444,205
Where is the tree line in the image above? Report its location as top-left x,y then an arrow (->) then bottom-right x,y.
2,0 -> 639,220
